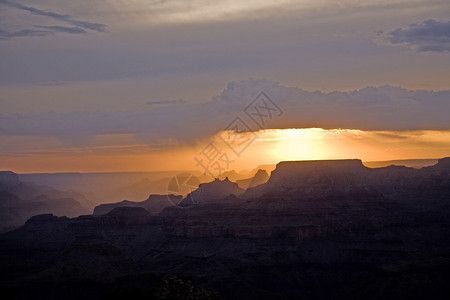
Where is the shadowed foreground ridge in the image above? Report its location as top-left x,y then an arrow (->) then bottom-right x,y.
1,158 -> 450,299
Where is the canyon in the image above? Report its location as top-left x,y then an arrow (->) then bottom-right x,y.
1,158 -> 450,299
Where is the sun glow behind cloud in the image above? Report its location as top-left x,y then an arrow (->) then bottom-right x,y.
211,128 -> 450,171
254,128 -> 450,164
261,128 -> 330,161
2,128 -> 450,173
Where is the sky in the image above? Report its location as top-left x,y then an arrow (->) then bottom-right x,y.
0,0 -> 450,173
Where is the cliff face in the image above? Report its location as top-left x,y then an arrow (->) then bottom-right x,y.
273,159 -> 366,175
243,159 -> 370,199
269,159 -> 367,186
425,157 -> 450,173
244,157 -> 450,200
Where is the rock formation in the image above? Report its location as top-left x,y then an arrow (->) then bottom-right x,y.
178,177 -> 244,206
93,194 -> 181,215
236,169 -> 269,189
1,158 -> 450,299
0,171 -> 92,232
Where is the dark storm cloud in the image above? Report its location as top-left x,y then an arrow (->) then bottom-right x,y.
385,19 -> 450,52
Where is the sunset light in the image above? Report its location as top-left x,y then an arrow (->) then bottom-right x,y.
1,0 -> 449,298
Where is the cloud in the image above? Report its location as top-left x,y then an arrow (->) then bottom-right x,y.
0,28 -> 49,38
34,25 -> 87,34
1,0 -> 106,31
0,25 -> 86,38
0,79 -> 449,146
38,81 -> 69,87
90,0 -> 445,26
384,19 -> 450,52
0,0 -> 106,39
147,99 -> 187,106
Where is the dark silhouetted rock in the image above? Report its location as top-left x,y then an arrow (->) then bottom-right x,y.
0,171 -> 20,187
0,173 -> 91,232
93,194 -> 181,215
178,177 -> 244,206
2,158 -> 450,300
236,169 -> 269,189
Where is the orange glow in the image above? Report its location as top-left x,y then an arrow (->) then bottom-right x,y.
1,129 -> 450,173
252,128 -> 450,164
